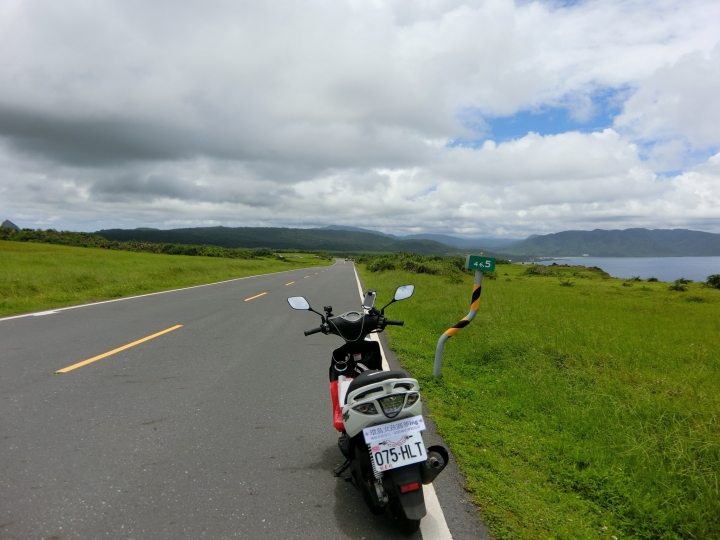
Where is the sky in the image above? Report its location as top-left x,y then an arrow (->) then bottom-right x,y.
1,0 -> 719,238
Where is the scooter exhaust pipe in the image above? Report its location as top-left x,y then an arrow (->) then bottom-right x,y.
420,445 -> 449,484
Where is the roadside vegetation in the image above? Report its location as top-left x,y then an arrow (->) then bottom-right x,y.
0,240 -> 331,317
0,227 -> 336,261
358,255 -> 720,539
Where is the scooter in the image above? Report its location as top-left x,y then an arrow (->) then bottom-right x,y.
287,285 -> 449,534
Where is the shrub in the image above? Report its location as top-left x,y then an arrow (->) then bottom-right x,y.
676,277 -> 693,284
361,253 -> 464,276
707,274 -> 720,289
484,271 -> 497,280
525,265 -> 556,276
366,257 -> 397,272
669,282 -> 687,292
251,248 -> 274,257
558,277 -> 574,287
630,276 -> 642,281
647,277 -> 659,282
622,282 -> 633,287
445,273 -> 463,284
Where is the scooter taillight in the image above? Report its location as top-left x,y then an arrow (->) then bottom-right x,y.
399,482 -> 420,494
378,394 -> 405,418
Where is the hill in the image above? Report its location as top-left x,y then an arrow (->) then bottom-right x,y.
2,219 -> 20,230
315,225 -> 397,239
401,233 -> 522,249
95,226 -> 481,256
501,228 -> 720,257
317,226 -> 523,249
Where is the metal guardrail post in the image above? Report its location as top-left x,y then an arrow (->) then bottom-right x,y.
433,254 -> 495,377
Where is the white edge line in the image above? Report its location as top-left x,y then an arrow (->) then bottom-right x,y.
351,263 -> 453,540
0,260 -> 337,323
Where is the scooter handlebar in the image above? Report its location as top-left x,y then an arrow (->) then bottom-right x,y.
304,326 -> 324,336
385,319 -> 404,326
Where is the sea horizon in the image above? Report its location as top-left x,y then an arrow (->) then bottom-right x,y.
537,256 -> 720,283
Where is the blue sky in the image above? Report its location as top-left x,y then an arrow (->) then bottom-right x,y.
451,88 -> 625,147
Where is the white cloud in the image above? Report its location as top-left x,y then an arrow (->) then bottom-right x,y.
615,45 -> 720,167
0,0 -> 719,235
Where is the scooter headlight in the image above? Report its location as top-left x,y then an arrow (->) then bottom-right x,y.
378,394 -> 405,419
353,402 -> 378,415
405,392 -> 420,408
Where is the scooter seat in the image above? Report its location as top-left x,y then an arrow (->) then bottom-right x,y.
345,370 -> 407,404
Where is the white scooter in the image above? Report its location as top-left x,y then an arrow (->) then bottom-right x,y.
288,285 -> 448,534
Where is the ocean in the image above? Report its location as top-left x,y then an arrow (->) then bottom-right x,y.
536,256 -> 720,283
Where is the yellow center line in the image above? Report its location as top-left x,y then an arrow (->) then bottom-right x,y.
244,292 -> 267,302
285,281 -> 295,286
55,325 -> 183,374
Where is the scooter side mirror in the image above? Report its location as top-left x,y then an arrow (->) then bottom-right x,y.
287,296 -> 311,310
394,285 -> 414,301
380,284 -> 415,314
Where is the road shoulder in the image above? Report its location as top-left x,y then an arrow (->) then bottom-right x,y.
353,264 -> 492,540
376,330 -> 493,540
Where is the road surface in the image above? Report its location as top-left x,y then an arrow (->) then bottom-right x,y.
1,260 -> 489,539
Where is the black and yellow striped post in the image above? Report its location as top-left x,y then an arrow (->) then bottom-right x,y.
433,254 -> 495,377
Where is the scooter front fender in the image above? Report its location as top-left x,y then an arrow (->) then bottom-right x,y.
386,464 -> 426,520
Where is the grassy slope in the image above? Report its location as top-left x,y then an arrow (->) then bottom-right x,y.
358,263 -> 720,539
0,240 -> 331,317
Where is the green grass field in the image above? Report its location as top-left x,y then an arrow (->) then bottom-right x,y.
358,263 -> 720,539
0,241 -> 331,317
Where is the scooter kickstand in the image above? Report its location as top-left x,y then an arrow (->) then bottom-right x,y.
333,459 -> 351,477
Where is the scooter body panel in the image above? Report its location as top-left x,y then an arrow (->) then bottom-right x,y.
386,464 -> 427,520
342,377 -> 423,438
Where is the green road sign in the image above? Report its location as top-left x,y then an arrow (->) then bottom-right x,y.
466,255 -> 496,272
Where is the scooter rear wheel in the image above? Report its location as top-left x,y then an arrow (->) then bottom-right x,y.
394,502 -> 421,535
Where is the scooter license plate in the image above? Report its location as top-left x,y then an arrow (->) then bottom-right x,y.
364,417 -> 427,473
367,430 -> 427,472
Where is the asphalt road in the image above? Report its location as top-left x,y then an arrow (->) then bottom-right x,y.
1,261 -> 489,539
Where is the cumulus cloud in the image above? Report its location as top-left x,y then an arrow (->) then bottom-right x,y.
615,45 -> 720,170
0,0 -> 719,235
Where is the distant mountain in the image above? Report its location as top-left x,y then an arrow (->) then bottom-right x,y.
318,225 -> 522,250
93,226 -> 720,258
316,225 -> 397,239
95,226 -> 487,256
501,229 -> 720,257
2,219 -> 20,230
401,233 -> 522,249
